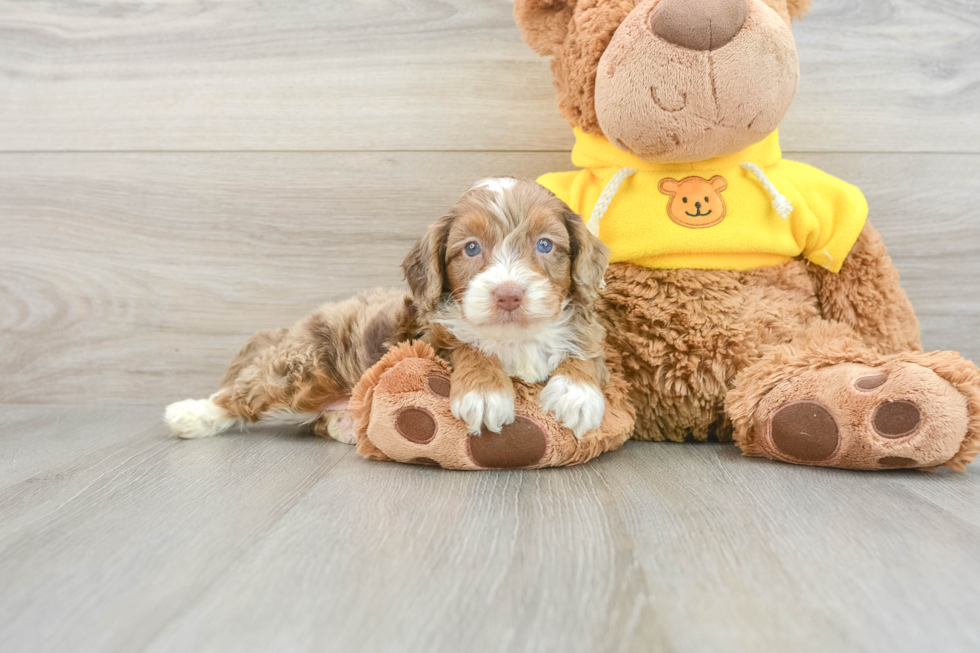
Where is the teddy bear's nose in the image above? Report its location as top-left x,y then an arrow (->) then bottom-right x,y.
650,0 -> 748,51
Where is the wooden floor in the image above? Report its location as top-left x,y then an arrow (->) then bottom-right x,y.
3,0 -> 980,650
0,404 -> 978,653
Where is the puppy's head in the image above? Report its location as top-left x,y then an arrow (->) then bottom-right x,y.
402,178 -> 608,332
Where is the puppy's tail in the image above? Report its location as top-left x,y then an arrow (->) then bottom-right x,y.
164,393 -> 239,439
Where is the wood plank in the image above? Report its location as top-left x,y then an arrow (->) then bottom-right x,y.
0,0 -> 977,153
2,151 -> 978,405
599,443 -> 980,652
2,406 -> 976,652
0,406 -> 353,652
0,405 -> 160,488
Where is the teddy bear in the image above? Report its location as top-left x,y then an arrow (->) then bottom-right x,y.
352,0 -> 980,471
510,0 -> 980,470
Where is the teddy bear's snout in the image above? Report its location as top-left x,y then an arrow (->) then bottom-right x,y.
649,0 -> 748,51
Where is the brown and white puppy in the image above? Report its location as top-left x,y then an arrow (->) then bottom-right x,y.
164,178 -> 609,442
407,177 -> 610,436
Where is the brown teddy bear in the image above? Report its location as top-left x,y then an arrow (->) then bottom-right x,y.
510,0 -> 980,470
352,0 -> 980,471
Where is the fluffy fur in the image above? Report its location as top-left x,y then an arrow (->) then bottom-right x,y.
165,179 -> 611,441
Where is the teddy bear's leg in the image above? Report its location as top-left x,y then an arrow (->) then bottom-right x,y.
726,322 -> 980,470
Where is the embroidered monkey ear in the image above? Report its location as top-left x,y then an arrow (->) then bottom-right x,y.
514,0 -> 575,57
658,178 -> 679,195
709,175 -> 728,192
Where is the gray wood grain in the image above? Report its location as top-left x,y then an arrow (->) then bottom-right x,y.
0,405 -> 977,653
0,0 -> 978,153
0,406 -> 353,653
2,151 -> 978,405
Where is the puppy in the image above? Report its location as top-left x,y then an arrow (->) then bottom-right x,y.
164,178 -> 610,443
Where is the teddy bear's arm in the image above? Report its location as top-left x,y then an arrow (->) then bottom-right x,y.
806,221 -> 922,355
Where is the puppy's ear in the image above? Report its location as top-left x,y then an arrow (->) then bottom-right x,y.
563,208 -> 609,305
514,0 -> 574,57
402,216 -> 452,317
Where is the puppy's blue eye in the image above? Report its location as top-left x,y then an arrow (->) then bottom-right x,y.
536,238 -> 553,254
465,242 -> 481,257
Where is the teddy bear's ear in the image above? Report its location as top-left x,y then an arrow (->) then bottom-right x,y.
709,176 -> 728,192
514,0 -> 575,57
785,0 -> 813,21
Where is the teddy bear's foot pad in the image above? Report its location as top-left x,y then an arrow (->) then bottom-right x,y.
769,401 -> 840,463
756,361 -> 970,470
369,361 -> 554,469
469,417 -> 549,469
392,396 -> 549,468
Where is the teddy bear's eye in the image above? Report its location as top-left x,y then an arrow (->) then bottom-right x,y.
682,197 -> 688,203
704,196 -> 710,203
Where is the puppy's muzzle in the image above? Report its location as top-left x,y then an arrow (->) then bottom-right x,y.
493,284 -> 525,312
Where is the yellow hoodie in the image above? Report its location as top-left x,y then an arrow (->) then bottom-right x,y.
538,129 -> 868,273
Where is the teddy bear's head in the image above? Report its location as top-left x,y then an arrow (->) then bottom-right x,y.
515,0 -> 810,163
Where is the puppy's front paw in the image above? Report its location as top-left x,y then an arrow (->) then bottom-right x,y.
451,389 -> 516,435
539,375 -> 605,438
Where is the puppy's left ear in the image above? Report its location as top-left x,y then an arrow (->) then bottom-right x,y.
563,208 -> 609,304
402,215 -> 452,317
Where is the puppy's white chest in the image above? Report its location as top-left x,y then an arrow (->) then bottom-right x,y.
496,344 -> 557,384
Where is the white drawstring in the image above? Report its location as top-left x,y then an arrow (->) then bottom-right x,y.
586,167 -> 637,237
741,162 -> 793,220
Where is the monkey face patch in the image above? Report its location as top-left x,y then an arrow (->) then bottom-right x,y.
658,175 -> 728,228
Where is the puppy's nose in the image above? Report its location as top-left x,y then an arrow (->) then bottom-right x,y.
493,285 -> 525,312
650,0 -> 748,51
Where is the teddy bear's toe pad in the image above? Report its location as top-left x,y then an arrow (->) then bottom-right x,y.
878,456 -> 917,468
756,361 -> 969,469
395,407 -> 437,444
872,401 -> 921,438
426,375 -> 451,398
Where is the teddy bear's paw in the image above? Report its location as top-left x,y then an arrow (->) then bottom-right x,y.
364,356 -> 551,470
753,361 -> 971,470
539,375 -> 605,439
390,376 -> 548,469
